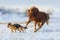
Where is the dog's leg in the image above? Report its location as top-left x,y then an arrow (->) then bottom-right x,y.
22,29 -> 24,33
14,30 -> 16,32
22,28 -> 26,33
18,27 -> 21,32
34,21 -> 37,32
13,28 -> 16,32
11,30 -> 14,32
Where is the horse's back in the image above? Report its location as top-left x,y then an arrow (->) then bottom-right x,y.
34,12 -> 47,22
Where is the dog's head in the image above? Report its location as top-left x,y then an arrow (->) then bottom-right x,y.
7,23 -> 11,28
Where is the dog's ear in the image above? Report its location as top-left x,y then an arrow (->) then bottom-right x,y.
12,25 -> 15,26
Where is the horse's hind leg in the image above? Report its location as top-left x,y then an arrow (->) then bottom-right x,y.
46,14 -> 49,25
38,22 -> 40,26
36,22 -> 44,31
46,20 -> 49,25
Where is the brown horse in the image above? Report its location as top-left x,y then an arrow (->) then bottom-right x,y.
25,6 -> 50,32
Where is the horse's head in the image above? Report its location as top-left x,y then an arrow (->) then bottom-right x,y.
27,6 -> 39,16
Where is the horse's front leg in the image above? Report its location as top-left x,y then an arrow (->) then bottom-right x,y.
25,20 -> 31,28
34,21 -> 37,32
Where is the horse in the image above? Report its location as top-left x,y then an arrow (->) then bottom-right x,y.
25,6 -> 50,32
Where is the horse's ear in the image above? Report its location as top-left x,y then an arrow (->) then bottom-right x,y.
33,7 -> 39,13
27,10 -> 29,12
35,8 -> 39,13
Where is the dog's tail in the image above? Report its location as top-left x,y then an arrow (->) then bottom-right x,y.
23,27 -> 27,29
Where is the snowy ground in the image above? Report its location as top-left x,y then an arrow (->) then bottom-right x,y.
0,21 -> 60,40
0,8 -> 60,40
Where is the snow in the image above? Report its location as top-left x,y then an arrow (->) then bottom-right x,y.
0,23 -> 60,40
0,7 -> 60,40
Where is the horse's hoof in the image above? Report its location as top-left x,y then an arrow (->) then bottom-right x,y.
34,30 -> 37,32
19,31 -> 21,32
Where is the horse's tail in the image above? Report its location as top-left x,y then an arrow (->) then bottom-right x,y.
46,8 -> 54,15
46,8 -> 54,25
46,13 -> 50,25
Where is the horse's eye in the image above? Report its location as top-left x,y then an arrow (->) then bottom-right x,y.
28,10 -> 30,11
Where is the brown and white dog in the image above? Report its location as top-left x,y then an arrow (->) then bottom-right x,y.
7,23 -> 27,32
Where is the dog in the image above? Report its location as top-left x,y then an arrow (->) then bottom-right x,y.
7,23 -> 27,32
